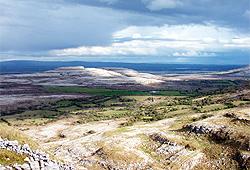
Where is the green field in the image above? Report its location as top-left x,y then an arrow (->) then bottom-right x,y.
2,85 -> 248,127
44,86 -> 190,96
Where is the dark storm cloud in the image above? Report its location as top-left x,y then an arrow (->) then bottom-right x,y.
65,0 -> 250,30
0,0 -> 127,51
0,0 -> 174,52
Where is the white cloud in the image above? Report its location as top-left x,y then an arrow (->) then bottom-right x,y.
50,24 -> 250,57
51,41 -> 158,56
142,0 -> 183,11
113,24 -> 234,42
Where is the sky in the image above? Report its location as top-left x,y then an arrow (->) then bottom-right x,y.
0,0 -> 250,64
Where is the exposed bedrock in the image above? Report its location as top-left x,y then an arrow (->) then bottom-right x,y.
183,124 -> 250,151
149,133 -> 204,170
0,138 -> 74,170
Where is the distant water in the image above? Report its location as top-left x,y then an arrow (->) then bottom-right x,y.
0,60 -> 245,74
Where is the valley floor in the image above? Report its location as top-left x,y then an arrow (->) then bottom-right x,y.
0,66 -> 249,169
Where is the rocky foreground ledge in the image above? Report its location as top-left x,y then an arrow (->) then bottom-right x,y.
0,138 -> 74,170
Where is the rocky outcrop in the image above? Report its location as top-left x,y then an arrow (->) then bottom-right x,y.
149,133 -> 204,170
0,138 -> 74,170
184,123 -> 250,151
240,152 -> 250,169
224,112 -> 250,125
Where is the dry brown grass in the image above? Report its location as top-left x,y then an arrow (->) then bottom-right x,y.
0,123 -> 38,149
96,142 -> 142,165
0,149 -> 27,166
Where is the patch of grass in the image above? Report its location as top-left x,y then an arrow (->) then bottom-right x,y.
232,100 -> 250,106
4,110 -> 63,119
126,96 -> 153,102
5,118 -> 55,126
211,80 -> 237,86
0,123 -> 38,149
85,164 -> 105,170
121,104 -> 194,127
120,107 -> 167,126
139,134 -> 158,156
139,134 -> 169,169
169,118 -> 193,130
0,149 -> 27,166
171,132 -> 211,150
100,109 -> 130,117
57,106 -> 81,112
103,127 -> 130,137
170,131 -> 241,170
76,108 -> 132,123
96,142 -> 142,164
44,86 -> 190,96
1,109 -> 65,126
225,102 -> 237,109
199,104 -> 225,112
56,100 -> 75,107
45,86 -> 149,96
191,114 -> 213,122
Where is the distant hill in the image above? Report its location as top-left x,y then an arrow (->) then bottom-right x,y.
217,65 -> 250,76
0,60 -> 245,74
